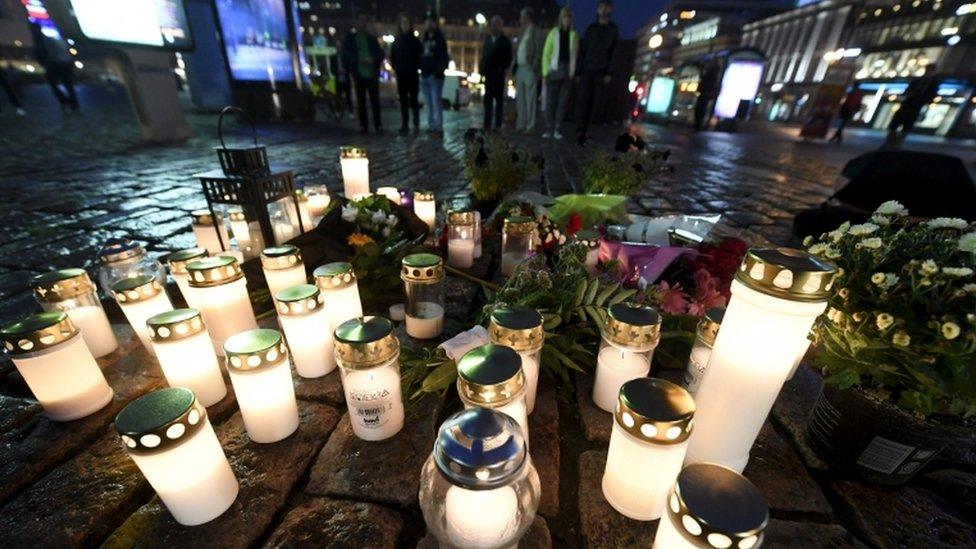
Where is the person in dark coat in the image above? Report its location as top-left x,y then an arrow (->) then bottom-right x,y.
885,76 -> 938,148
830,88 -> 864,143
391,12 -> 422,133
574,0 -> 618,143
342,12 -> 385,132
419,11 -> 449,133
479,15 -> 512,131
30,22 -> 78,111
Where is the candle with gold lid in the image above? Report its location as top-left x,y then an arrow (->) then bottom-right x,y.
261,245 -> 307,298
593,302 -> 662,413
575,229 -> 601,276
275,284 -> 335,378
167,247 -> 208,309
501,216 -> 536,276
306,187 -> 332,219
147,309 -> 227,407
97,238 -> 166,297
111,274 -> 174,353
683,307 -> 724,396
456,343 -> 530,444
223,329 -> 300,443
190,209 -> 230,255
314,261 -> 364,330
401,253 -> 445,340
376,186 -> 400,205
488,306 -> 544,414
1,311 -> 113,421
186,256 -> 257,356
116,387 -> 239,526
30,268 -> 118,358
413,189 -> 436,232
446,209 -> 476,268
340,146 -> 369,198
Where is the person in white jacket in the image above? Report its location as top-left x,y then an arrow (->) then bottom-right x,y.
541,7 -> 578,139
514,7 -> 544,133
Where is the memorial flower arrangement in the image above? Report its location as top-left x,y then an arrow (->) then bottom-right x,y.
341,194 -> 422,300
582,128 -> 672,197
463,134 -> 539,202
806,201 -> 976,418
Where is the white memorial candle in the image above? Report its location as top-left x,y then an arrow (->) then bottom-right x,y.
413,190 -> 436,232
488,306 -> 545,414
224,329 -> 300,443
445,484 -> 520,546
227,209 -> 252,249
307,190 -> 331,219
401,253 -> 446,340
147,309 -> 227,407
447,239 -> 475,268
340,146 -> 370,198
190,209 -> 229,255
31,268 -> 118,358
335,316 -> 405,441
446,209 -> 476,268
501,216 -> 536,277
457,344 -> 531,444
314,262 -> 364,330
275,284 -> 335,378
376,186 -> 400,204
406,303 -> 444,339
185,256 -> 258,357
261,245 -> 307,298
111,274 -> 174,353
167,247 -> 209,309
592,303 -> 662,413
682,308 -> 723,396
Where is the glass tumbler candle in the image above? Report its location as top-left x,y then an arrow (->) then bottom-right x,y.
488,306 -> 544,414
147,309 -> 227,407
501,216 -> 536,277
401,253 -> 445,340
97,238 -> 166,297
31,268 -> 118,358
413,190 -> 436,232
334,316 -> 405,441
314,262 -> 364,330
653,463 -> 768,549
377,186 -> 400,204
575,229 -> 601,277
190,209 -> 230,255
167,247 -> 208,309
686,248 -> 836,473
305,186 -> 332,220
111,274 -> 174,353
275,284 -> 335,378
603,378 -> 695,521
227,208 -> 264,260
1,311 -> 113,421
261,245 -> 307,298
446,209 -> 476,268
457,344 -> 530,444
294,190 -> 313,232
419,407 -> 541,549
116,387 -> 239,526
683,307 -> 724,396
223,329 -> 300,443
185,256 -> 258,356
340,146 -> 370,197
593,303 -> 662,413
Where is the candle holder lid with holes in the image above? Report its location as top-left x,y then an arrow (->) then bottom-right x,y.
617,378 -> 695,445
603,302 -> 662,351
334,316 -> 399,369
456,344 -> 525,407
116,387 -> 209,454
736,247 -> 837,302
401,253 -> 444,283
488,306 -> 544,353
195,106 -> 304,250
167,248 -> 209,276
261,245 -> 303,271
275,284 -> 325,316
224,329 -> 289,372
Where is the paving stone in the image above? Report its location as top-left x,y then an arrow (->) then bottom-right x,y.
263,497 -> 403,548
530,383 -> 560,518
743,423 -> 832,518
771,364 -> 830,471
0,394 -> 41,435
576,372 -> 612,444
920,469 -> 976,524
764,520 -> 867,548
292,368 -> 346,407
578,450 -> 658,548
443,273 -> 482,321
103,401 -> 341,548
306,394 -> 443,508
417,516 -> 552,549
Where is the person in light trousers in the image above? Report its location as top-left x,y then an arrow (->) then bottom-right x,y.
419,11 -> 449,134
542,7 -> 578,139
514,7 -> 543,134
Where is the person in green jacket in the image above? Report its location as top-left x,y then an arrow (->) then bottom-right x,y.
541,7 -> 578,140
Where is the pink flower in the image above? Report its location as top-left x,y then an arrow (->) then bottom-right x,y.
655,281 -> 690,315
687,268 -> 727,316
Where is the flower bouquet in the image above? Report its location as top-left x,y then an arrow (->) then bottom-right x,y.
463,133 -> 539,211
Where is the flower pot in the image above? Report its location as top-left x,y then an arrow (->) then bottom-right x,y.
806,382 -> 952,485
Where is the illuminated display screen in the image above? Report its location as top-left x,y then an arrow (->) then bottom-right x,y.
646,77 -> 675,114
215,0 -> 296,83
69,0 -> 191,48
21,0 -> 61,38
714,60 -> 764,119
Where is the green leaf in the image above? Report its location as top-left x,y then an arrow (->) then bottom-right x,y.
595,282 -> 619,307
572,279 -> 587,308
824,369 -> 861,389
542,313 -> 562,330
608,288 -> 637,305
583,277 -> 600,306
413,360 -> 458,399
546,344 -> 585,373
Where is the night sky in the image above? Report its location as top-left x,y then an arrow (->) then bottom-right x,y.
558,0 -> 667,39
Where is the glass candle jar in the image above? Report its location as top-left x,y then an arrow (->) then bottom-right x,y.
227,208 -> 265,260
190,209 -> 230,255
457,343 -> 530,444
305,186 -> 332,220
185,256 -> 258,357
603,378 -> 695,521
147,309 -> 227,407
474,211 -> 483,258
686,248 -> 835,473
111,274 -> 174,353
314,262 -> 364,330
334,316 -> 405,441
1,311 -> 113,421
446,209 -> 476,268
31,268 -> 118,358
275,284 -> 335,379
488,306 -> 544,414
294,189 -> 313,233
413,189 -> 436,232
683,307 -> 724,396
593,303 -> 662,413
420,407 -> 541,548
377,186 -> 400,205
340,146 -> 370,198
261,245 -> 307,298
401,253 -> 445,340
223,329 -> 300,443
167,247 -> 208,309
268,197 -> 301,244
575,229 -> 601,277
116,387 -> 239,526
97,238 -> 166,298
653,463 -> 768,549
501,216 -> 536,277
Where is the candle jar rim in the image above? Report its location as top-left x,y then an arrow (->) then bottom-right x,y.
432,407 -> 529,490
187,256 -> 244,288
314,262 -> 357,291
447,209 -> 476,226
275,284 -> 326,316
667,463 -> 768,547
167,247 -> 209,274
100,238 -> 145,265
735,246 -> 837,303
111,274 -> 164,304
616,377 -> 695,445
223,328 -> 290,373
227,208 -> 247,222
147,308 -> 207,343
602,303 -> 662,351
574,229 -> 600,249
488,307 -> 544,352
340,146 -> 367,159
413,189 -> 435,202
190,209 -> 222,227
401,254 -> 445,283
503,216 -> 536,234
457,344 -> 526,407
0,310 -> 78,355
696,308 -> 724,347
261,245 -> 303,270
31,268 -> 94,302
334,316 -> 400,369
115,387 -> 208,455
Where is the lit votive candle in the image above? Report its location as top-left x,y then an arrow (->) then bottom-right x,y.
488,306 -> 545,414
261,245 -> 307,298
111,274 -> 174,353
314,262 -> 364,330
501,216 -> 536,277
683,307 -> 724,396
575,229 -> 601,277
306,189 -> 332,219
1,311 -> 113,421
190,209 -> 230,255
224,329 -> 300,443
147,309 -> 227,407
340,146 -> 370,198
185,256 -> 258,356
377,186 -> 400,205
686,248 -> 835,473
413,189 -> 436,232
457,343 -> 530,444
31,268 -> 118,358
446,209 -> 476,268
275,284 -> 335,378
167,247 -> 209,309
401,253 -> 445,340
603,378 -> 695,521
116,387 -> 239,525
474,210 -> 483,258
227,209 -> 265,259
294,190 -> 313,232
593,303 -> 662,413
334,316 -> 405,441
654,463 -> 768,549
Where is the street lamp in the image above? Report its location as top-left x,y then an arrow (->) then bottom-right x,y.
475,13 -> 487,25
648,34 -> 664,49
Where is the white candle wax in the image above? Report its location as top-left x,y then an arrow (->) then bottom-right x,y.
264,265 -> 307,298
119,292 -> 174,353
415,199 -> 436,232
187,279 -> 257,356
585,248 -> 600,277
683,345 -> 712,396
230,219 -> 251,249
340,363 -> 405,441
603,422 -> 688,520
376,186 -> 400,204
519,352 -> 540,414
308,193 -> 331,218
66,305 -> 118,358
653,510 -> 696,549
406,301 -> 444,340
465,397 -> 530,446
172,273 -> 204,310
192,223 -> 230,255
229,360 -> 300,443
593,346 -> 651,413
500,252 -> 525,277
341,157 -> 370,197
388,303 -> 406,322
279,308 -> 336,378
298,201 -> 313,232
323,283 -> 363,330
152,332 -> 228,407
444,484 -> 520,548
447,238 -> 475,268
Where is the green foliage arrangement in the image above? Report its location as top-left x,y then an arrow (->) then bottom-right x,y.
464,135 -> 538,202
582,149 -> 670,196
341,195 -> 424,300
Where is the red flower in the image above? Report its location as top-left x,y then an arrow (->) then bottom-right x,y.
566,212 -> 583,236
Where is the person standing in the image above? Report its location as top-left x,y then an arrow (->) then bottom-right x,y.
885,76 -> 937,148
480,15 -> 512,132
829,88 -> 864,143
419,11 -> 449,134
0,69 -> 26,116
514,8 -> 543,134
541,7 -> 577,139
342,13 -> 385,132
30,23 -> 78,112
391,12 -> 422,134
575,0 -> 618,143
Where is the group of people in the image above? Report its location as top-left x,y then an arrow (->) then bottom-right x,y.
0,22 -> 79,116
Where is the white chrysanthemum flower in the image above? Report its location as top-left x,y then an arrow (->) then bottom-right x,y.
871,273 -> 885,285
926,217 -> 968,230
884,273 -> 899,288
870,215 -> 891,226
855,237 -> 882,250
965,283 -> 976,295
876,313 -> 894,331
848,223 -> 879,236
959,233 -> 976,253
941,322 -> 961,340
387,214 -> 399,227
825,246 -> 842,259
892,331 -> 911,347
920,259 -> 938,275
371,211 -> 387,226
808,243 -> 828,255
875,200 -> 908,217
341,205 -> 358,222
803,236 -> 813,246
942,267 -> 974,277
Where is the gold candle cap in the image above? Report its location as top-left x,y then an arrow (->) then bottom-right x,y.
667,463 -> 769,549
186,256 -> 244,288
696,308 -> 725,347
1,311 -> 78,355
112,274 -> 164,304
314,262 -> 357,291
167,247 -> 209,275
261,245 -> 304,271
401,253 -> 445,283
223,329 -> 289,373
603,302 -> 662,351
228,209 -> 246,222
190,209 -> 221,226
100,239 -> 145,265
334,316 -> 400,369
488,306 -> 544,352
147,309 -> 207,343
616,378 -> 695,445
456,344 -> 526,407
116,387 -> 208,455
275,284 -> 325,316
575,229 -> 600,249
413,189 -> 435,202
31,268 -> 95,302
735,247 -> 837,302
447,209 -> 476,226
340,146 -> 367,159
503,216 -> 536,234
